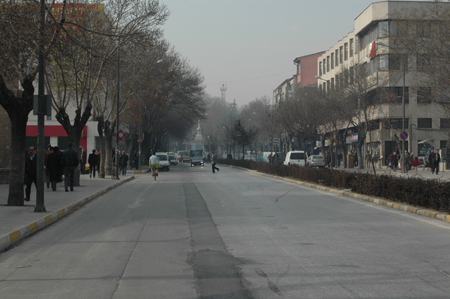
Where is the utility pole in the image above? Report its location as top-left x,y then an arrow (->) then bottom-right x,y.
35,0 -> 46,212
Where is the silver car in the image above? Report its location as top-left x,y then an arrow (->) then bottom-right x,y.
306,155 -> 325,168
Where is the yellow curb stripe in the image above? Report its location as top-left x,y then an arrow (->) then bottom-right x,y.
423,210 -> 438,218
29,222 -> 38,232
58,209 -> 65,217
44,215 -> 52,224
68,204 -> 73,211
392,203 -> 402,210
9,230 -> 20,243
407,207 -> 419,213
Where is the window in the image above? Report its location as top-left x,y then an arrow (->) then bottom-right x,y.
385,118 -> 409,130
331,78 -> 334,89
440,118 -> 450,129
390,21 -> 408,37
336,75 -> 339,89
323,59 -> 326,74
319,62 -> 322,76
331,53 -> 334,69
323,82 -> 326,91
382,87 -> 409,104
417,87 -> 432,104
335,50 -> 339,66
417,54 -> 430,71
339,46 -> 343,63
418,118 -> 432,129
327,56 -> 330,72
344,43 -> 348,61
441,140 -> 447,149
416,21 -> 431,38
350,39 -> 354,57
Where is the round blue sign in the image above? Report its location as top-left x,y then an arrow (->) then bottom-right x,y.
400,131 -> 409,140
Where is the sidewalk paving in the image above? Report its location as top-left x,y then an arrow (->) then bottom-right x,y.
0,171 -> 144,253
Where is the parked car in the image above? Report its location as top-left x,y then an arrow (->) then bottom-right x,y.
168,152 -> 178,165
155,152 -> 170,171
284,151 -> 306,166
244,154 -> 257,162
306,155 -> 325,168
257,152 -> 284,164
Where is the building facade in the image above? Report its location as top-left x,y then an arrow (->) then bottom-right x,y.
317,1 -> 450,164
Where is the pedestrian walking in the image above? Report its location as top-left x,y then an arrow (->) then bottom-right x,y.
365,151 -> 372,168
211,151 -> 220,173
47,146 -> 64,191
88,149 -> 98,178
326,151 -> 331,167
80,148 -> 87,174
389,151 -> 398,171
431,149 -> 441,174
337,152 -> 342,168
44,144 -> 53,188
119,151 -> 128,175
24,146 -> 37,201
427,147 -> 434,171
62,143 -> 79,192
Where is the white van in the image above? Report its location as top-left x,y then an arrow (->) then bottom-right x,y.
284,151 -> 306,166
155,152 -> 170,171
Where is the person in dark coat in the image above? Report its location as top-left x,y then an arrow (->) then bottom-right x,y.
431,149 -> 441,174
47,146 -> 64,191
119,151 -> 129,175
88,149 -> 98,178
24,146 -> 37,201
62,142 -> 79,192
80,148 -> 87,174
44,144 -> 53,188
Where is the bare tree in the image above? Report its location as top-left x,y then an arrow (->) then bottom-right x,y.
0,0 -> 67,205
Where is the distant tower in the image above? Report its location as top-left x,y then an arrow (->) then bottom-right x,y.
220,84 -> 227,101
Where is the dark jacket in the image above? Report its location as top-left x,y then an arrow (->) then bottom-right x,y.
63,148 -> 79,168
25,154 -> 38,177
88,153 -> 98,166
119,154 -> 129,167
47,151 -> 64,182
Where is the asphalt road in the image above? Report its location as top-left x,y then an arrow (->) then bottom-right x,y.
1,163 -> 450,298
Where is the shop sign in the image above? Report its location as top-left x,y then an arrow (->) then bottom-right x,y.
346,136 -> 352,144
352,133 -> 359,143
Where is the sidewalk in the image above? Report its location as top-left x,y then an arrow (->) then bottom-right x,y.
0,172 -> 142,253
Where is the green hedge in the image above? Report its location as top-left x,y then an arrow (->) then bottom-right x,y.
218,159 -> 450,213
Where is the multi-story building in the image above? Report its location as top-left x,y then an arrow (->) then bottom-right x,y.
274,51 -> 325,106
317,1 -> 450,165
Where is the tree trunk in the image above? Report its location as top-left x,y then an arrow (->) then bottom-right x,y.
7,112 -> 29,206
1,78 -> 35,206
55,105 -> 92,186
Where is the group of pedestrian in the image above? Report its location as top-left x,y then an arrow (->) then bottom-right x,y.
24,143 -> 105,201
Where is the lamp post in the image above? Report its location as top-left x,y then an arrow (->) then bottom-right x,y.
375,41 -> 406,173
115,39 -> 120,180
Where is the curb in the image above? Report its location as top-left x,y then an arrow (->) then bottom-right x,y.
0,176 -> 135,253
225,165 -> 450,225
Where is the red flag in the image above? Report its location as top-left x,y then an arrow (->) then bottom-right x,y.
369,41 -> 376,58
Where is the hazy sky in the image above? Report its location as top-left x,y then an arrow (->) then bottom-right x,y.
159,0 -> 425,107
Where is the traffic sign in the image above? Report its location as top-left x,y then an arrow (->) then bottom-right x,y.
400,131 -> 409,140
137,139 -> 143,143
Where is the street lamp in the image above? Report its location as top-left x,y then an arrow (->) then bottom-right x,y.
375,41 -> 406,173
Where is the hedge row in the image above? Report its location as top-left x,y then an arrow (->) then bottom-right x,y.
218,159 -> 450,213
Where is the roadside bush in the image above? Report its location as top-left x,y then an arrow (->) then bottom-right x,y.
217,159 -> 450,213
